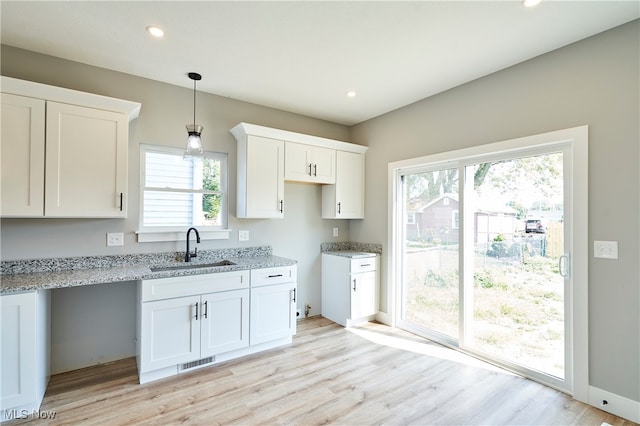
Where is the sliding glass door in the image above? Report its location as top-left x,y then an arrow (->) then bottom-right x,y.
396,137 -> 577,393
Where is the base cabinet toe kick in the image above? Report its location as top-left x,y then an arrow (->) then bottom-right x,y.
136,265 -> 297,384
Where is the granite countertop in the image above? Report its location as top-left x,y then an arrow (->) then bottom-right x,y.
322,251 -> 378,259
0,246 -> 296,295
320,242 -> 382,259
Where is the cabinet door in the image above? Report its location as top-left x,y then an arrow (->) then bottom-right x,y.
284,142 -> 313,182
140,296 -> 200,372
1,292 -> 37,409
45,102 -> 128,218
311,146 -> 336,184
350,271 -> 377,320
201,289 -> 249,356
250,283 -> 296,345
322,151 -> 364,219
1,94 -> 45,217
284,143 -> 335,184
241,135 -> 284,218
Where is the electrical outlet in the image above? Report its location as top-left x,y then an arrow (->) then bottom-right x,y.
333,227 -> 339,237
238,230 -> 250,241
107,232 -> 124,247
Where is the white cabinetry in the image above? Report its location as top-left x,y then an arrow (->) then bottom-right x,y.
321,253 -> 378,327
137,270 -> 250,383
45,102 -> 128,217
322,150 -> 365,219
0,291 -> 50,420
250,266 -> 297,345
284,142 -> 335,184
0,77 -> 140,218
137,265 -> 297,384
0,94 -> 45,217
235,134 -> 285,218
231,122 -> 367,219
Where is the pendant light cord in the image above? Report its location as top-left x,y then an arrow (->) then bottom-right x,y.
193,78 -> 196,128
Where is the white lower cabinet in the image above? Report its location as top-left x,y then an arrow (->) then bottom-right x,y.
321,253 -> 379,327
137,265 -> 296,384
201,289 -> 250,355
0,291 -> 50,421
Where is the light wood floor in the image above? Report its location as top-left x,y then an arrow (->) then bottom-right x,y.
9,317 -> 635,425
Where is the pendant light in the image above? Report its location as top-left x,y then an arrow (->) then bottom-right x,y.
184,72 -> 204,158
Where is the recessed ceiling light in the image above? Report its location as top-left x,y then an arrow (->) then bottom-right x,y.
346,91 -> 356,98
146,26 -> 165,38
522,0 -> 542,7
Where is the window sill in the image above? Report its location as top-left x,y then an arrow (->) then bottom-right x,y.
136,228 -> 232,243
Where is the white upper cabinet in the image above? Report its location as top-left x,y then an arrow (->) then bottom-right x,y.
235,134 -> 285,219
284,142 -> 335,184
0,77 -> 140,218
231,122 -> 367,219
322,150 -> 365,219
45,102 -> 128,217
1,94 -> 46,217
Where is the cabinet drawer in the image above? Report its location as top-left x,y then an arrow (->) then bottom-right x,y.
350,256 -> 377,274
141,270 -> 249,302
251,265 -> 297,287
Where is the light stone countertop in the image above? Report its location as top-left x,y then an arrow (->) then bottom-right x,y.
0,247 -> 296,295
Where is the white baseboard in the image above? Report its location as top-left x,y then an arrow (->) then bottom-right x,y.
375,311 -> 392,326
589,386 -> 640,423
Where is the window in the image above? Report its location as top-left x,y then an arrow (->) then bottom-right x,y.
406,212 -> 416,225
138,145 -> 229,242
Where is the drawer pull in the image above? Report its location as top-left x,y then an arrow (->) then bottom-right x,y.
360,263 -> 371,267
268,274 -> 284,278
353,278 -> 357,291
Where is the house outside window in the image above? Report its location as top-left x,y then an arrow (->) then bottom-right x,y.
138,144 -> 229,242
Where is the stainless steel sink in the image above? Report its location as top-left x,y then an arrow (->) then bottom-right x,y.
150,260 -> 236,272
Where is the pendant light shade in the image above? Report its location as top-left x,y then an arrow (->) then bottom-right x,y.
184,72 -> 204,158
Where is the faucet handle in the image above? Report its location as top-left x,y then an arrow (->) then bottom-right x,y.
192,247 -> 198,258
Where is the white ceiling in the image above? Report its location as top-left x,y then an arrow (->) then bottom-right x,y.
1,1 -> 638,126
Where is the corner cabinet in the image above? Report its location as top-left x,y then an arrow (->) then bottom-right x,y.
137,265 -> 297,384
0,77 -> 140,218
0,291 -> 50,421
231,122 -> 368,219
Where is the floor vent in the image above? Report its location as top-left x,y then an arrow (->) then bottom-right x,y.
181,356 -> 214,371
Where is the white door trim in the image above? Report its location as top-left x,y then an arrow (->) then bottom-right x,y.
387,125 -> 588,401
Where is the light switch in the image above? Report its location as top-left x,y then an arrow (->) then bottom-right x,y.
107,232 -> 124,246
594,240 -> 618,259
333,227 -> 339,237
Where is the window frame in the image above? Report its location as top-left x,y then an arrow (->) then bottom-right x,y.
136,144 -> 231,242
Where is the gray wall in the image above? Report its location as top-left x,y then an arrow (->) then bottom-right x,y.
350,21 -> 639,402
0,45 -> 352,372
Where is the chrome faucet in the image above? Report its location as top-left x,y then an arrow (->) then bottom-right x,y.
184,227 -> 201,262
